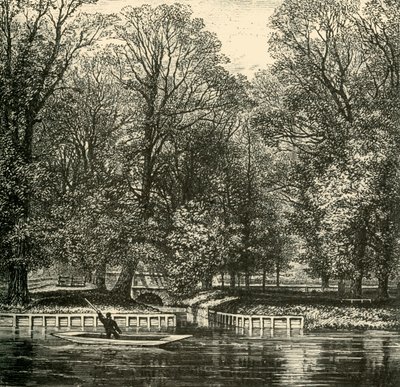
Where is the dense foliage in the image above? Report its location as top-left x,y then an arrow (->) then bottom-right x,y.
254,0 -> 400,297
1,0 -> 399,305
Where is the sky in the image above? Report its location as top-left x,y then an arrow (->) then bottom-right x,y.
84,0 -> 282,78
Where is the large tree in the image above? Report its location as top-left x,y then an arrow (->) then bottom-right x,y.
0,0 -> 104,305
260,0 -> 400,297
355,0 -> 400,298
37,54 -> 133,290
110,3 -> 240,296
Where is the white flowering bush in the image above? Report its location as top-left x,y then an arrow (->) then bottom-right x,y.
165,203 -> 228,296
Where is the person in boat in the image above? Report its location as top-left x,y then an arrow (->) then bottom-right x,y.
98,312 -> 122,339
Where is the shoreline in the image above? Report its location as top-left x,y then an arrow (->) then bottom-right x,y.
210,297 -> 400,331
1,288 -> 399,332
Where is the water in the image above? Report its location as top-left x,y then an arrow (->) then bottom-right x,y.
0,327 -> 400,386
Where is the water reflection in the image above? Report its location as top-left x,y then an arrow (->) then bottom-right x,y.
0,337 -> 34,386
0,327 -> 399,386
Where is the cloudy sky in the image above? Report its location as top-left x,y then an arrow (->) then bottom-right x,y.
85,0 -> 282,78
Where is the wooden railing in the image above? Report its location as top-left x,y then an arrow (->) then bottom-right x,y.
28,277 -> 56,290
341,298 -> 372,304
57,275 -> 86,287
0,313 -> 176,329
209,311 -> 304,332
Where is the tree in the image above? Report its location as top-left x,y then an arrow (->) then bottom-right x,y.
0,0 -> 104,305
262,0 -> 400,297
110,3 -> 239,297
37,53 -> 133,290
154,81 -> 245,213
354,0 -> 400,298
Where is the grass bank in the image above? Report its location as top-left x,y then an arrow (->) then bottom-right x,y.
213,295 -> 400,330
2,287 -> 399,331
0,288 -> 159,314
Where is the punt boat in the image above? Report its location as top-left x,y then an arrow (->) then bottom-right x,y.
52,331 -> 192,347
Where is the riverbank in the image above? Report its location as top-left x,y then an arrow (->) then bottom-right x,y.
2,287 -> 400,331
0,288 -> 158,314
211,296 -> 400,330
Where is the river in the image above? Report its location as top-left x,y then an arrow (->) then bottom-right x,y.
0,326 -> 399,386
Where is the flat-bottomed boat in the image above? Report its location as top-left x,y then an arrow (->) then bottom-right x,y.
52,331 -> 192,347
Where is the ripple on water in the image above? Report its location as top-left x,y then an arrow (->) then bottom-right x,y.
0,327 -> 399,386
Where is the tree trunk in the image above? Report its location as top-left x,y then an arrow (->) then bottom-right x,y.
111,264 -> 136,299
229,271 -> 236,289
7,264 -> 30,306
113,88 -> 157,300
202,274 -> 212,290
351,273 -> 363,298
141,148 -> 153,220
7,212 -> 31,306
377,273 -> 389,300
220,272 -> 225,289
262,269 -> 266,293
338,277 -> 346,297
352,221 -> 367,299
276,261 -> 280,288
140,81 -> 158,221
85,269 -> 94,284
338,278 -> 344,297
95,263 -> 107,291
244,271 -> 250,291
321,274 -> 330,291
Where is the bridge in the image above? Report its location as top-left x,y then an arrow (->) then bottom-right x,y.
130,267 -> 172,306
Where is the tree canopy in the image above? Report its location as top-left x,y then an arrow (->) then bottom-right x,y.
1,1 -> 400,305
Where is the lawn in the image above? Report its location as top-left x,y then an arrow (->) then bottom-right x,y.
212,292 -> 400,330
0,288 -> 160,314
